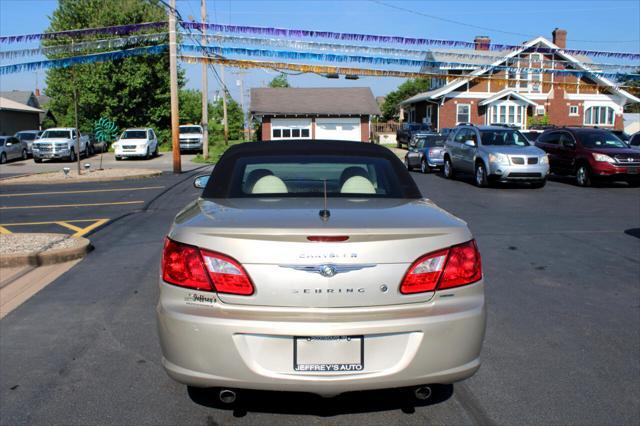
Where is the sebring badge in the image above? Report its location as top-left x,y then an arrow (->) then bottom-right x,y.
279,263 -> 376,277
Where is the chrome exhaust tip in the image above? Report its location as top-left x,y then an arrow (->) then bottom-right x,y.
414,386 -> 432,400
218,389 -> 237,404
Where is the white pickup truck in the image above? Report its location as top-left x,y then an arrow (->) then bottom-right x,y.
32,128 -> 90,163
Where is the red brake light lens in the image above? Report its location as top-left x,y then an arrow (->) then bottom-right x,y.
307,236 -> 349,242
400,240 -> 482,294
161,238 -> 254,295
162,238 -> 211,291
200,250 -> 254,295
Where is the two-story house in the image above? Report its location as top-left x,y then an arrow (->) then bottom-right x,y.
400,29 -> 639,131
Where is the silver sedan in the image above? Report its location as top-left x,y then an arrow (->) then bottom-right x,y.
157,141 -> 486,401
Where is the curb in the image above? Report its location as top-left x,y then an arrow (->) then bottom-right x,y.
0,170 -> 163,185
0,237 -> 92,268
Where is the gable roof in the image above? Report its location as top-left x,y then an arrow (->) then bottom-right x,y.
250,87 -> 381,116
0,97 -> 43,113
478,89 -> 537,106
402,36 -> 640,105
0,90 -> 39,108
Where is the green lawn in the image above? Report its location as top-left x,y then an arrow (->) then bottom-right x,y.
191,140 -> 245,163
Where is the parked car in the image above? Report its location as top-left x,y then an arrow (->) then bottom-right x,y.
404,133 -> 446,173
179,124 -> 204,152
113,128 -> 158,160
32,128 -> 90,163
521,130 -> 542,143
629,132 -> 640,151
396,123 -> 431,148
14,130 -> 42,155
0,136 -> 28,163
157,140 -> 486,400
443,124 -> 549,188
535,127 -> 640,186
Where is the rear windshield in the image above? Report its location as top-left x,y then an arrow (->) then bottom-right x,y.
121,130 -> 147,139
480,130 -> 529,146
579,131 -> 627,148
41,130 -> 71,139
415,136 -> 445,147
180,126 -> 202,134
228,155 -> 405,198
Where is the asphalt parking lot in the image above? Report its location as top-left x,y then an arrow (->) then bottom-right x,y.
0,168 -> 638,425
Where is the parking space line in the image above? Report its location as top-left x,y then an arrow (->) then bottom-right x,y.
0,201 -> 144,210
71,218 -> 109,237
55,222 -> 85,233
0,218 -> 110,238
0,186 -> 165,198
0,226 -> 11,234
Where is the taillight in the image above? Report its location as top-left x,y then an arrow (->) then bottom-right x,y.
200,250 -> 254,295
162,238 -> 211,291
307,236 -> 349,242
400,240 -> 482,294
161,238 -> 254,295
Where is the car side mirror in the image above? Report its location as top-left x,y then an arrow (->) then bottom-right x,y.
464,140 -> 476,147
193,175 -> 210,189
5,142 -> 12,146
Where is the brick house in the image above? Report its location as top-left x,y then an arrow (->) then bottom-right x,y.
250,87 -> 381,142
400,29 -> 639,131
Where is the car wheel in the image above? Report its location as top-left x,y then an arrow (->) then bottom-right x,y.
84,146 -> 89,158
115,156 -> 122,161
404,156 -> 412,171
627,179 -> 640,188
33,156 -> 42,163
531,179 -> 547,189
69,149 -> 76,162
420,159 -> 430,174
153,144 -> 159,157
89,145 -> 95,156
475,162 -> 489,187
21,149 -> 28,160
443,157 -> 455,179
0,153 -> 6,164
145,147 -> 150,160
575,164 -> 591,187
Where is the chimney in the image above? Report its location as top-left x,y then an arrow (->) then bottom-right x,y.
35,88 -> 40,97
552,28 -> 567,49
474,36 -> 490,51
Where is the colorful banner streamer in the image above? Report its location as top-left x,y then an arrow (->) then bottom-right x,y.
187,33 -> 640,72
0,45 -> 167,75
0,33 -> 168,60
180,44 -> 640,81
0,22 -> 166,44
179,56 -> 640,95
181,21 -> 640,60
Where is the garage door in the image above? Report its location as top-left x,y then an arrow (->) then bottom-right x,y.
315,118 -> 362,142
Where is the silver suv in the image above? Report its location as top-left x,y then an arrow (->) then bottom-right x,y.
443,125 -> 549,187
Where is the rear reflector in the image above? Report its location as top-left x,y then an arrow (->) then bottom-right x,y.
307,236 -> 349,242
400,240 -> 482,294
161,238 -> 254,295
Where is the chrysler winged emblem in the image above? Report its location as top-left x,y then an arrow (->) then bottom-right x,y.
279,263 -> 376,277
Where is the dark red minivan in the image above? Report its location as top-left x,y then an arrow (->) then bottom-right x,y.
535,127 -> 640,187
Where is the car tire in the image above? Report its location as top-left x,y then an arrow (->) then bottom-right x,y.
69,149 -> 76,162
575,164 -> 592,187
21,149 -> 28,160
33,156 -> 42,163
153,144 -> 159,157
0,153 -> 6,164
145,147 -> 150,160
443,157 -> 455,179
89,144 -> 95,156
115,156 -> 122,161
84,146 -> 89,158
404,156 -> 412,171
531,179 -> 547,189
627,179 -> 640,188
420,158 -> 430,174
474,162 -> 489,187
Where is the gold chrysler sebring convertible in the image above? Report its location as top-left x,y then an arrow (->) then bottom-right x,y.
157,140 -> 486,402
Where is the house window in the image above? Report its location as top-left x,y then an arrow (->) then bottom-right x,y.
569,105 -> 579,116
271,119 -> 312,140
536,105 -> 545,116
491,103 -> 525,127
456,104 -> 470,124
507,69 -> 518,88
584,106 -> 614,126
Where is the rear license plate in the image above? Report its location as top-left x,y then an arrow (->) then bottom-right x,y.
294,336 -> 364,372
627,167 -> 638,174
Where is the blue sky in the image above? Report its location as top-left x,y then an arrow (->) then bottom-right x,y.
1,0 -> 639,109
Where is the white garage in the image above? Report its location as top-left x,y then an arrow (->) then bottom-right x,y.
250,87 -> 381,142
315,118 -> 362,142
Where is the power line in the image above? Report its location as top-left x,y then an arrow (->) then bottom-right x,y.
370,0 -> 640,44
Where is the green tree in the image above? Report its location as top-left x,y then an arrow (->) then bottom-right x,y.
209,97 -> 244,141
179,89 -> 208,125
382,78 -> 430,121
268,74 -> 290,88
44,0 -> 182,133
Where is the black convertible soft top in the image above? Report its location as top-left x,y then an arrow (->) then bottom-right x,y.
201,140 -> 422,199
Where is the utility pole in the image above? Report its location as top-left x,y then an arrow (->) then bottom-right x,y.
200,0 -> 209,158
71,39 -> 81,175
233,70 -> 247,140
220,65 -> 229,145
169,0 -> 181,173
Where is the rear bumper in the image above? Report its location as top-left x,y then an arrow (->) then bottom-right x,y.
157,280 -> 486,396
